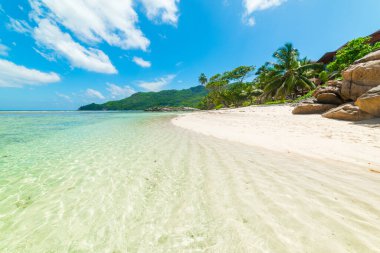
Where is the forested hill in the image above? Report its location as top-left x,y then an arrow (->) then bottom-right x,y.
78,85 -> 207,111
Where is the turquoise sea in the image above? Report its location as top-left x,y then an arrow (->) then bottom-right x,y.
0,112 -> 379,253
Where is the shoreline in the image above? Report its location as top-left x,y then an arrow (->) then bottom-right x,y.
172,105 -> 380,169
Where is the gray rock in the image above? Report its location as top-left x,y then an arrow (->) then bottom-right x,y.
322,103 -> 374,121
355,85 -> 380,117
342,60 -> 380,87
144,107 -> 200,112
313,85 -> 341,98
292,103 -> 337,115
340,80 -> 375,101
316,93 -> 343,105
355,49 -> 380,64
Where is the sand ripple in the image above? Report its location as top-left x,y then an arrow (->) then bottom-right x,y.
0,112 -> 379,252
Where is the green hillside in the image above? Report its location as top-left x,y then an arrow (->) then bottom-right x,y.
78,85 -> 207,111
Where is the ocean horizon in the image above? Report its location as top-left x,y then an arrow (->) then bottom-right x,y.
1,0 -> 380,251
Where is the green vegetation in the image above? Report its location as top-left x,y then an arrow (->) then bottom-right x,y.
198,73 -> 208,86
199,36 -> 379,110
79,36 -> 378,111
293,89 -> 316,103
200,43 -> 322,109
259,43 -> 323,100
327,36 -> 380,74
79,86 -> 207,111
199,66 -> 263,109
264,100 -> 291,105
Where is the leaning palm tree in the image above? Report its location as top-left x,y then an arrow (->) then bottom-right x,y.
262,43 -> 323,100
198,73 -> 208,86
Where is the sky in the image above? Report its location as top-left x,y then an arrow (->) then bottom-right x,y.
0,0 -> 380,110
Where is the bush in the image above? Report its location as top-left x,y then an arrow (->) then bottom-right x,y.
319,71 -> 329,84
215,104 -> 224,110
327,37 -> 380,73
264,100 -> 290,105
242,101 -> 252,107
293,89 -> 315,103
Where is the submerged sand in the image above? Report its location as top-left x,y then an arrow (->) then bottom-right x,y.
172,105 -> 380,168
1,111 -> 380,252
170,105 -> 380,252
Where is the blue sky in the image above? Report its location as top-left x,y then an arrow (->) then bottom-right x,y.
0,0 -> 380,110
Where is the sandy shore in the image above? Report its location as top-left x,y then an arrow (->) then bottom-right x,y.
172,105 -> 380,168
2,112 -> 380,252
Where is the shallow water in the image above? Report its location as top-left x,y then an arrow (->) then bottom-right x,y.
0,111 -> 379,253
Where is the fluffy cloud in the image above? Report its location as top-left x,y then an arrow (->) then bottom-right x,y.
34,19 -> 117,74
132,56 -> 151,68
30,0 -> 151,51
138,74 -> 175,92
107,83 -> 136,98
0,59 -> 60,88
56,92 -> 72,102
242,0 -> 286,26
140,0 -> 180,24
33,47 -> 56,62
5,0 -> 181,74
7,18 -> 32,34
85,88 -> 105,99
0,43 -> 9,56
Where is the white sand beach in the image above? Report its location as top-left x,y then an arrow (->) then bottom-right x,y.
169,106 -> 380,252
172,105 -> 380,169
2,111 -> 380,252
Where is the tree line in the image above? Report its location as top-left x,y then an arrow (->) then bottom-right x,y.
198,37 -> 380,110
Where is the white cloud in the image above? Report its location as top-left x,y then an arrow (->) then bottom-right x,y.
85,88 -> 105,99
56,92 -> 72,102
140,0 -> 180,24
33,19 -> 117,74
0,59 -> 60,88
7,18 -> 33,34
0,43 -> 9,56
242,0 -> 286,26
245,17 -> 256,26
138,74 -> 175,92
158,33 -> 167,39
33,47 -> 56,62
132,56 -> 151,68
106,83 -> 136,98
5,0 -> 182,74
243,0 -> 286,13
30,0 -> 151,51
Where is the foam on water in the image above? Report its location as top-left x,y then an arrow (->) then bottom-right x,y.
0,112 -> 379,253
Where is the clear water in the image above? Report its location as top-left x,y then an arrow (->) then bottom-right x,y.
0,112 -> 379,253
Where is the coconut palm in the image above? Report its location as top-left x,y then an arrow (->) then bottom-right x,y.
261,43 -> 323,99
198,73 -> 208,86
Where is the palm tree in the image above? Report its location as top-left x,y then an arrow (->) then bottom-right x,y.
261,43 -> 323,100
198,73 -> 208,86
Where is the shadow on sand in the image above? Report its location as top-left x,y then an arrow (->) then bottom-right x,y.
351,117 -> 380,128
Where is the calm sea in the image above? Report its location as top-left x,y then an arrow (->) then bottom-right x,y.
0,111 -> 379,253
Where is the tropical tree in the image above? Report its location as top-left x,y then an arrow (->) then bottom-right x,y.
222,66 -> 255,83
254,62 -> 272,89
198,73 -> 208,86
327,36 -> 380,74
260,43 -> 323,100
244,84 -> 263,104
199,66 -> 259,108
205,74 -> 229,106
